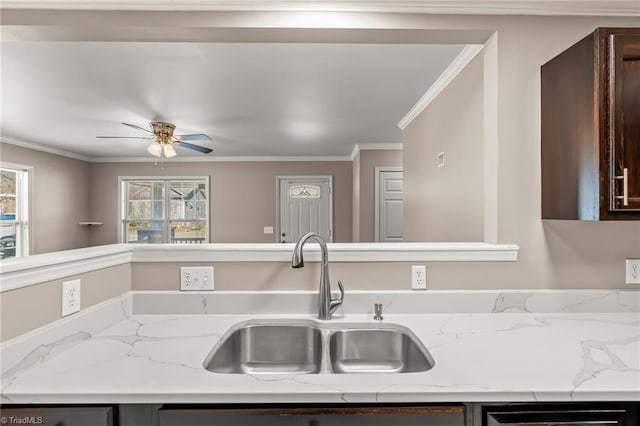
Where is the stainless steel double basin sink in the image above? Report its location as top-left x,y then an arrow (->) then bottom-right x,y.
203,319 -> 434,374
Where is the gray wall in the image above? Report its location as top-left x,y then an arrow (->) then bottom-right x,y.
0,143 -> 91,254
403,52 -> 484,242
352,149 -> 403,242
0,264 -> 130,341
396,14 -> 639,289
3,13 -> 640,296
88,161 -> 353,244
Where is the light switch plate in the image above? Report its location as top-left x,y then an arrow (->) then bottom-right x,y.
62,279 -> 81,317
180,266 -> 214,291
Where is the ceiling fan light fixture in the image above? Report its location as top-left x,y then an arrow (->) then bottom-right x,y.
100,121 -> 212,158
147,142 -> 163,157
163,143 -> 177,158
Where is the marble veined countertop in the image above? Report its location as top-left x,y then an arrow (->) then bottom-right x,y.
2,292 -> 639,404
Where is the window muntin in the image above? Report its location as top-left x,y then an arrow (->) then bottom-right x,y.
122,177 -> 208,244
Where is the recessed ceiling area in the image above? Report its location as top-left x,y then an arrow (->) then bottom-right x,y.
1,42 -> 465,158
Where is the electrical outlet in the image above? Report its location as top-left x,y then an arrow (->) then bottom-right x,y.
626,259 -> 640,284
180,266 -> 214,291
62,279 -> 81,317
411,265 -> 427,290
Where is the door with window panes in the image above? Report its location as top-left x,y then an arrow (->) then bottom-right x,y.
122,178 -> 208,244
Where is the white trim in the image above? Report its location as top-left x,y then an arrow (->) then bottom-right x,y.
130,242 -> 519,262
1,136 -> 90,162
1,1 -> 638,16
374,166 -> 403,242
0,242 -> 519,292
90,155 -> 353,163
1,162 -> 33,258
350,145 -> 360,161
0,245 -> 132,292
357,143 -> 403,151
349,143 -> 403,161
0,138 -> 354,163
398,44 -> 484,130
275,175 -> 334,243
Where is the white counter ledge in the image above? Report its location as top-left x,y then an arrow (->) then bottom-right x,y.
0,242 -> 519,292
1,290 -> 638,404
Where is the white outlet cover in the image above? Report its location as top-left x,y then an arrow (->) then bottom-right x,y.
62,279 -> 81,317
626,259 -> 640,284
180,266 -> 214,291
263,226 -> 274,234
411,265 -> 427,290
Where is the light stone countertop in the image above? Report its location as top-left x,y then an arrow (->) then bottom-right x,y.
2,307 -> 639,403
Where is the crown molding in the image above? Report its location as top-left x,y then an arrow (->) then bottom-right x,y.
90,155 -> 353,163
0,137 -> 354,162
398,44 -> 484,130
0,1 -> 638,16
0,138 -> 401,163
350,143 -> 403,161
1,135 -> 90,162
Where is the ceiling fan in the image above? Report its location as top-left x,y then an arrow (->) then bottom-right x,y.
97,122 -> 213,158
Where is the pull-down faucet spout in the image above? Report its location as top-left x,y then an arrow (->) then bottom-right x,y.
292,232 -> 344,320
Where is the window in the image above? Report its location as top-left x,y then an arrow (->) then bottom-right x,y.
0,164 -> 30,259
120,177 -> 209,244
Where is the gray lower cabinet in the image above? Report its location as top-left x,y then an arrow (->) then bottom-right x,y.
158,406 -> 465,426
3,402 -> 638,425
0,406 -> 113,426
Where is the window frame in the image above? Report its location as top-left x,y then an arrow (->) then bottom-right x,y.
118,176 -> 210,244
0,162 -> 32,258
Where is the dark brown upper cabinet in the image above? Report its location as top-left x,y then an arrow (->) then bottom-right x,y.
542,27 -> 640,220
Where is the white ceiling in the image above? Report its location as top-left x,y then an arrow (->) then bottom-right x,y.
1,42 -> 465,158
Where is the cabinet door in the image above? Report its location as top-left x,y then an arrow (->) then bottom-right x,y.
610,33 -> 640,212
159,406 -> 465,426
485,408 -> 627,426
0,407 -> 113,426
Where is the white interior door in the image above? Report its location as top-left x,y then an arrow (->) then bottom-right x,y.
375,168 -> 403,242
278,176 -> 332,243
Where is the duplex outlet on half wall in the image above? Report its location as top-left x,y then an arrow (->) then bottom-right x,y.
626,259 -> 640,285
411,265 -> 427,290
61,279 -> 81,317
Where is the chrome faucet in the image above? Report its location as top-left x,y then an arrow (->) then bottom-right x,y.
291,232 -> 344,320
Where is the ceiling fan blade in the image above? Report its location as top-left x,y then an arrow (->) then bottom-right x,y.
122,122 -> 153,134
174,141 -> 213,154
175,133 -> 212,142
96,136 -> 154,139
